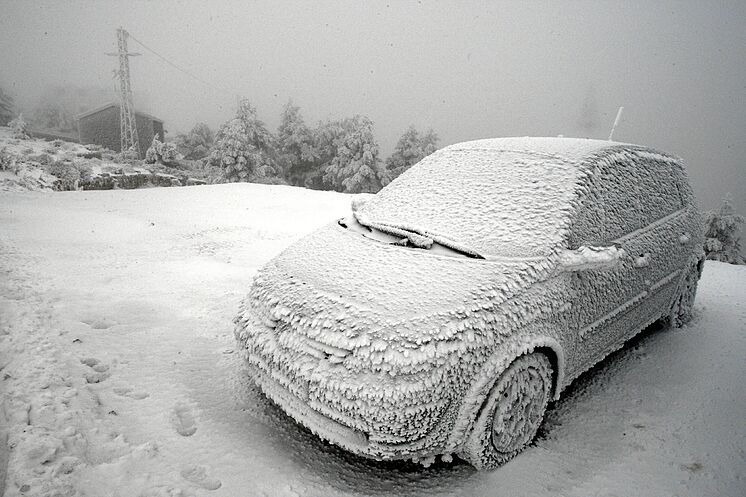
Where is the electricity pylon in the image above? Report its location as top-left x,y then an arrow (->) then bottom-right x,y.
107,28 -> 141,157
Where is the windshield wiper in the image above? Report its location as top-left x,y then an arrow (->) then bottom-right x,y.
350,212 -> 484,259
339,215 -> 430,247
366,221 -> 434,249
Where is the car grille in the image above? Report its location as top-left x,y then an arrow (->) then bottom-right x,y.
236,303 -> 450,442
241,308 -> 352,404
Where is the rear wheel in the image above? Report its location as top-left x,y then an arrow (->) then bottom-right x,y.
460,353 -> 553,470
669,259 -> 703,328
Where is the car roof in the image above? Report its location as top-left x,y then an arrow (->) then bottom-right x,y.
443,136 -> 632,163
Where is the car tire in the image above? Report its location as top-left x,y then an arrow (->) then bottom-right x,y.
460,352 -> 553,470
669,259 -> 703,328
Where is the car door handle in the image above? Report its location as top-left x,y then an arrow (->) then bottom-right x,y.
634,253 -> 650,268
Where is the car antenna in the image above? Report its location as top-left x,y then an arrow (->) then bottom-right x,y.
608,106 -> 624,141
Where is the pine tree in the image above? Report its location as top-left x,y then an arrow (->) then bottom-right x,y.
320,115 -> 383,193
703,195 -> 746,264
276,101 -> 319,187
382,126 -> 438,185
0,87 -> 14,126
208,100 -> 281,183
175,122 -> 214,160
8,113 -> 30,139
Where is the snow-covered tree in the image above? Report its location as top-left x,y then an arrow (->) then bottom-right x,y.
175,122 -> 214,160
276,101 -> 320,187
8,113 -> 30,139
319,115 -> 383,193
703,195 -> 745,265
0,87 -> 14,126
208,100 -> 281,183
382,126 -> 438,185
145,137 -> 179,166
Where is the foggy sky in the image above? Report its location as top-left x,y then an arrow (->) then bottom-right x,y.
1,0 -> 744,217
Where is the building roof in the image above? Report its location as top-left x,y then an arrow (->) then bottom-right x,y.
75,102 -> 164,124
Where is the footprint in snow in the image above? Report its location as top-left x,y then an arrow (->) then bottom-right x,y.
81,317 -> 117,330
81,357 -> 111,383
171,403 -> 197,437
180,464 -> 222,490
113,386 -> 150,400
139,485 -> 195,497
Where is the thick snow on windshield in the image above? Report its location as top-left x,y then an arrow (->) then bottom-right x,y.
358,140 -> 599,258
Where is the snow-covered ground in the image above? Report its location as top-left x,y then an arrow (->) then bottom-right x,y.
0,183 -> 744,497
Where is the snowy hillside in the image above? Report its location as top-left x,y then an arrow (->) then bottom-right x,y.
0,183 -> 744,496
0,127 -> 207,193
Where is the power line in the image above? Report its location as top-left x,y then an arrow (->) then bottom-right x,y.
126,32 -> 237,100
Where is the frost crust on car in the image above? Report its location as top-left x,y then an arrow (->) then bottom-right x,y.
234,137 -> 705,465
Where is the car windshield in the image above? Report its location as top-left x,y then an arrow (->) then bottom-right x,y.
356,148 -> 585,258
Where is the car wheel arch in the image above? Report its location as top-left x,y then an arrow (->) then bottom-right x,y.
446,335 -> 566,452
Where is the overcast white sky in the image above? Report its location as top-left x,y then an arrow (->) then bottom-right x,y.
1,0 -> 744,216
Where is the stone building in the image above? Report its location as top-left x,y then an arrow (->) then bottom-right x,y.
77,103 -> 164,157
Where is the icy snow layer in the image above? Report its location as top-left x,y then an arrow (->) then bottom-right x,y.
0,184 -> 744,496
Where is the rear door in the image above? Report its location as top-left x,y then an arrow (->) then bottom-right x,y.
623,153 -> 690,325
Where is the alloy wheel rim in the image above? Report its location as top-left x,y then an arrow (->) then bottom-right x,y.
491,366 -> 548,453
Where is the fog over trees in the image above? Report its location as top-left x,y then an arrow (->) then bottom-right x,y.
0,87 -> 15,126
0,1 -> 744,213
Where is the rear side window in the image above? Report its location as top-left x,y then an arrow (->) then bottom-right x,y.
634,155 -> 685,226
568,150 -> 684,247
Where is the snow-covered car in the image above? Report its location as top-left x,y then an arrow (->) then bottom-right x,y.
234,137 -> 705,470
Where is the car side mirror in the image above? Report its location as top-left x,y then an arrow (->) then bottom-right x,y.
557,244 -> 626,272
351,193 -> 375,213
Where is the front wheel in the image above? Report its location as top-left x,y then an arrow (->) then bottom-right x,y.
460,353 -> 553,470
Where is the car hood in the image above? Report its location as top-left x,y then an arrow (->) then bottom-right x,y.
243,222 -> 556,346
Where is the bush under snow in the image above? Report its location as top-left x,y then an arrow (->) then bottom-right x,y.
144,137 -> 179,166
703,195 -> 745,264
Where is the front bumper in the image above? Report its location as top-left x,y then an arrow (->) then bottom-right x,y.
235,312 -> 456,460
247,360 -> 462,460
